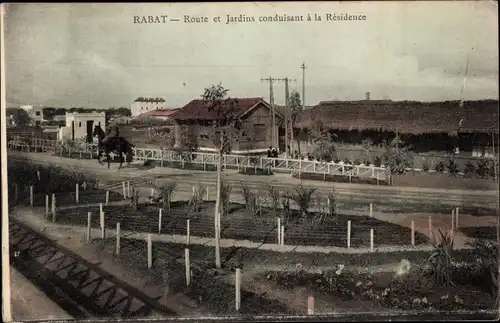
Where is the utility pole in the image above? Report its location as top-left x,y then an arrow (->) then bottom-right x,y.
301,62 -> 306,110
261,77 -> 285,150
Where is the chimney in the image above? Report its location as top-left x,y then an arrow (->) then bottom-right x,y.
365,92 -> 370,100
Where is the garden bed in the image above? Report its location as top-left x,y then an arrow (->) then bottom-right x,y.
261,264 -> 497,312
391,171 -> 498,191
238,167 -> 273,176
55,201 -> 429,247
97,238 -> 295,315
459,226 -> 498,240
292,173 -> 390,186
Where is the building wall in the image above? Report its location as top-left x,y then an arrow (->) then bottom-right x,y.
58,112 -> 106,141
130,100 -> 166,117
20,105 -> 44,125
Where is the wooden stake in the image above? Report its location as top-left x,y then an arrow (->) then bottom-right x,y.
82,181 -> 87,191
369,203 -> 373,217
86,212 -> 92,243
277,218 -> 281,244
186,219 -> 191,245
147,234 -> 152,268
158,209 -> 163,234
411,220 -> 415,246
451,209 -> 455,231
116,222 -> 121,255
36,170 -> 40,181
307,295 -> 315,315
347,220 -> 351,248
100,212 -> 105,239
29,186 -> 33,207
428,215 -> 433,238
45,195 -> 49,218
185,248 -> 191,286
235,268 -> 241,312
370,229 -> 374,252
127,181 -> 131,198
455,207 -> 460,229
105,191 -> 109,205
122,182 -> 126,199
51,194 -> 56,222
281,225 -> 285,246
99,203 -> 103,221
206,187 -> 210,201
75,183 -> 79,203
100,207 -> 104,228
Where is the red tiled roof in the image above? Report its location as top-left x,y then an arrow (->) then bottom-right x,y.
294,99 -> 499,134
170,97 -> 275,121
139,109 -> 179,117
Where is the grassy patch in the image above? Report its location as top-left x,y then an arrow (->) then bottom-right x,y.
238,167 -> 274,176
293,172 -> 390,186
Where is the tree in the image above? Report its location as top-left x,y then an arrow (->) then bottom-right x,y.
42,107 -> 56,120
289,91 -> 303,155
116,107 -> 132,117
310,119 -> 337,162
202,82 -> 239,269
6,108 -> 31,126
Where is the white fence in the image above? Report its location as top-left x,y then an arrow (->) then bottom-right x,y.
8,136 -> 390,182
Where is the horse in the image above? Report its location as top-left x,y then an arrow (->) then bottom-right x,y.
92,125 -> 134,169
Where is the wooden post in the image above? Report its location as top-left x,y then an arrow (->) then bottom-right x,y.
428,215 -> 433,238
235,268 -> 241,312
100,212 -> 105,239
158,209 -> 163,234
280,225 -> 285,246
116,222 -> 121,255
105,190 -> 110,205
83,181 -> 87,191
150,187 -> 154,196
86,212 -> 92,243
147,234 -> 152,268
51,194 -> 56,222
36,170 -> 41,181
45,195 -> 49,218
369,203 -> 373,217
327,198 -> 331,215
186,219 -> 191,245
370,229 -> 374,252
347,220 -> 351,248
100,206 -> 104,228
75,183 -> 79,203
99,203 -> 103,219
307,295 -> 314,315
185,248 -> 191,286
411,220 -> 415,246
277,218 -> 281,244
29,186 -> 33,207
192,185 -> 195,198
206,187 -> 210,201
376,172 -> 380,185
122,182 -> 126,199
455,207 -> 460,229
127,181 -> 131,198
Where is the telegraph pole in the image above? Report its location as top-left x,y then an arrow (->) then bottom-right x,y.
284,77 -> 297,158
261,77 -> 283,149
301,62 -> 306,110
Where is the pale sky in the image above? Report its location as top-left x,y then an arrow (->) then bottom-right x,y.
4,1 -> 499,108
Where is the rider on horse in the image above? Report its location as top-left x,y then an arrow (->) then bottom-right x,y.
101,124 -> 120,145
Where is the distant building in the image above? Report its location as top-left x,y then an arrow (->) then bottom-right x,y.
130,97 -> 167,117
109,115 -> 133,125
58,111 -> 106,142
20,105 -> 44,125
137,108 -> 179,121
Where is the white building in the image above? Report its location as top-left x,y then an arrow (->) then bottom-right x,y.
58,111 -> 106,142
20,105 -> 44,125
130,97 -> 166,117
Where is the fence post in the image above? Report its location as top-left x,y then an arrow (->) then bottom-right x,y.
29,186 -> 34,207
127,181 -> 131,198
122,182 -> 126,199
185,248 -> 191,286
86,212 -> 92,243
411,220 -> 415,246
99,202 -> 103,220
327,198 -> 331,215
116,222 -> 121,255
186,219 -> 191,245
235,268 -> 241,312
347,220 -> 351,248
206,187 -> 210,201
376,172 -> 380,185
307,295 -> 315,315
100,212 -> 105,239
105,191 -> 109,205
83,181 -> 87,191
158,209 -> 163,234
369,203 -> 373,217
147,234 -> 152,268
51,194 -> 56,222
277,218 -> 281,244
455,207 -> 460,229
45,195 -> 49,218
75,183 -> 79,203
36,170 -> 41,181
451,209 -> 455,231
370,229 -> 374,252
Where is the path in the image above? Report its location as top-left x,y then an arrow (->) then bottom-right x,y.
10,267 -> 73,321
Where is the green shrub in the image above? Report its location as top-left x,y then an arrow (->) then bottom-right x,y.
425,229 -> 455,286
238,166 -> 273,176
435,161 -> 445,173
464,161 -> 476,177
447,159 -> 460,175
284,184 -> 316,217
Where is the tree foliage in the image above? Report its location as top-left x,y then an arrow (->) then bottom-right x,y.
310,119 -> 337,162
6,108 -> 31,126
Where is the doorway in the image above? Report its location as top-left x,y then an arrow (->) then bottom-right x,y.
86,120 -> 94,143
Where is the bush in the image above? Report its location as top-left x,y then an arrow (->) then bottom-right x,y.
267,184 -> 281,210
284,184 -> 316,217
384,148 -> 414,174
373,156 -> 382,167
353,159 -> 361,166
435,161 -> 445,173
467,240 -> 499,300
464,161 -> 476,177
153,180 -> 178,210
188,183 -> 207,212
425,229 -> 454,286
238,167 -> 273,176
422,159 -> 430,172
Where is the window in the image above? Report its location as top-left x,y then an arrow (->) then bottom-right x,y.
253,124 -> 266,141
79,122 -> 82,127
35,111 -> 41,116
